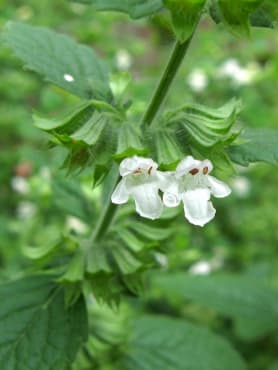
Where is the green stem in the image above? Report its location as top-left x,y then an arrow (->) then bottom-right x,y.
90,185 -> 120,242
142,35 -> 194,127
90,34 -> 196,243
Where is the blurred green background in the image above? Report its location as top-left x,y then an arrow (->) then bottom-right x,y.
1,1 -> 278,369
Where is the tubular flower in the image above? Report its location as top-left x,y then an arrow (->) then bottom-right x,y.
111,156 -> 167,220
163,156 -> 231,227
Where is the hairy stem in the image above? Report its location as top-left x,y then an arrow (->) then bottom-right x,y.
142,36 -> 194,126
90,34 -> 196,243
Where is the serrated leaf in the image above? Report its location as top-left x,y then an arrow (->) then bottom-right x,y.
116,315 -> 246,370
228,128 -> 278,166
0,275 -> 88,370
153,273 -> 278,335
163,0 -> 206,42
4,22 -> 112,100
70,0 -> 164,18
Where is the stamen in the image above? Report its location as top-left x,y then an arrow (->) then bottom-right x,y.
147,166 -> 153,175
133,168 -> 142,175
203,166 -> 209,175
189,168 -> 199,175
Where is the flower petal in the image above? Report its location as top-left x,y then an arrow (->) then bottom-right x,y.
119,156 -> 157,176
130,183 -> 163,220
176,156 -> 202,178
111,179 -> 129,204
207,176 -> 231,198
162,181 -> 181,208
182,188 -> 216,227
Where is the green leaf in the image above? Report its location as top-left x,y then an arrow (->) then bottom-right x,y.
116,315 -> 246,370
170,99 -> 241,148
209,0 -> 277,31
153,273 -> 278,335
250,0 -> 278,28
34,101 -> 115,175
151,129 -> 184,168
87,240 -> 142,275
163,0 -> 206,42
129,221 -> 173,241
114,123 -> 146,159
70,0 -> 164,18
22,237 -> 61,260
0,275 -> 88,370
234,317 -> 277,340
4,22 -> 112,100
218,0 -> 263,36
53,177 -> 94,221
228,128 -> 278,166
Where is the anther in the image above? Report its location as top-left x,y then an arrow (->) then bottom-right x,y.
189,168 -> 199,175
203,166 -> 209,175
147,166 -> 153,175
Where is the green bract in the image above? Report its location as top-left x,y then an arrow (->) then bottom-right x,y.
209,0 -> 278,35
163,0 -> 206,41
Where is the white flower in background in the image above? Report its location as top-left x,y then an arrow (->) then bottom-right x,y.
17,201 -> 36,220
66,216 -> 88,234
111,156 -> 167,220
189,260 -> 212,275
218,58 -> 241,78
187,68 -> 208,93
16,6 -> 33,21
218,58 -> 260,86
163,156 -> 231,227
115,49 -> 132,71
231,176 -> 251,198
11,176 -> 30,195
154,252 -> 168,268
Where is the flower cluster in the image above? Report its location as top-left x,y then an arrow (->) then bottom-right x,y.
111,156 -> 231,227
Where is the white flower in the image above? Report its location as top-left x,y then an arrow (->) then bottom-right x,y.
17,201 -> 36,220
115,49 -> 132,71
66,216 -> 88,234
189,260 -> 212,275
11,176 -> 30,195
187,69 -> 208,93
163,156 -> 231,227
218,59 -> 259,86
111,156 -> 167,220
231,176 -> 250,198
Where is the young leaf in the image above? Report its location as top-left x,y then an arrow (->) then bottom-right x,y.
228,128 -> 278,166
116,315 -> 246,370
0,275 -> 88,370
4,22 -> 112,100
69,0 -> 164,18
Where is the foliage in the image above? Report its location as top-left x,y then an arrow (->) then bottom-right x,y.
1,0 -> 278,369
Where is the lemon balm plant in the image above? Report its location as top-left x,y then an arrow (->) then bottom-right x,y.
2,1 -> 278,369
